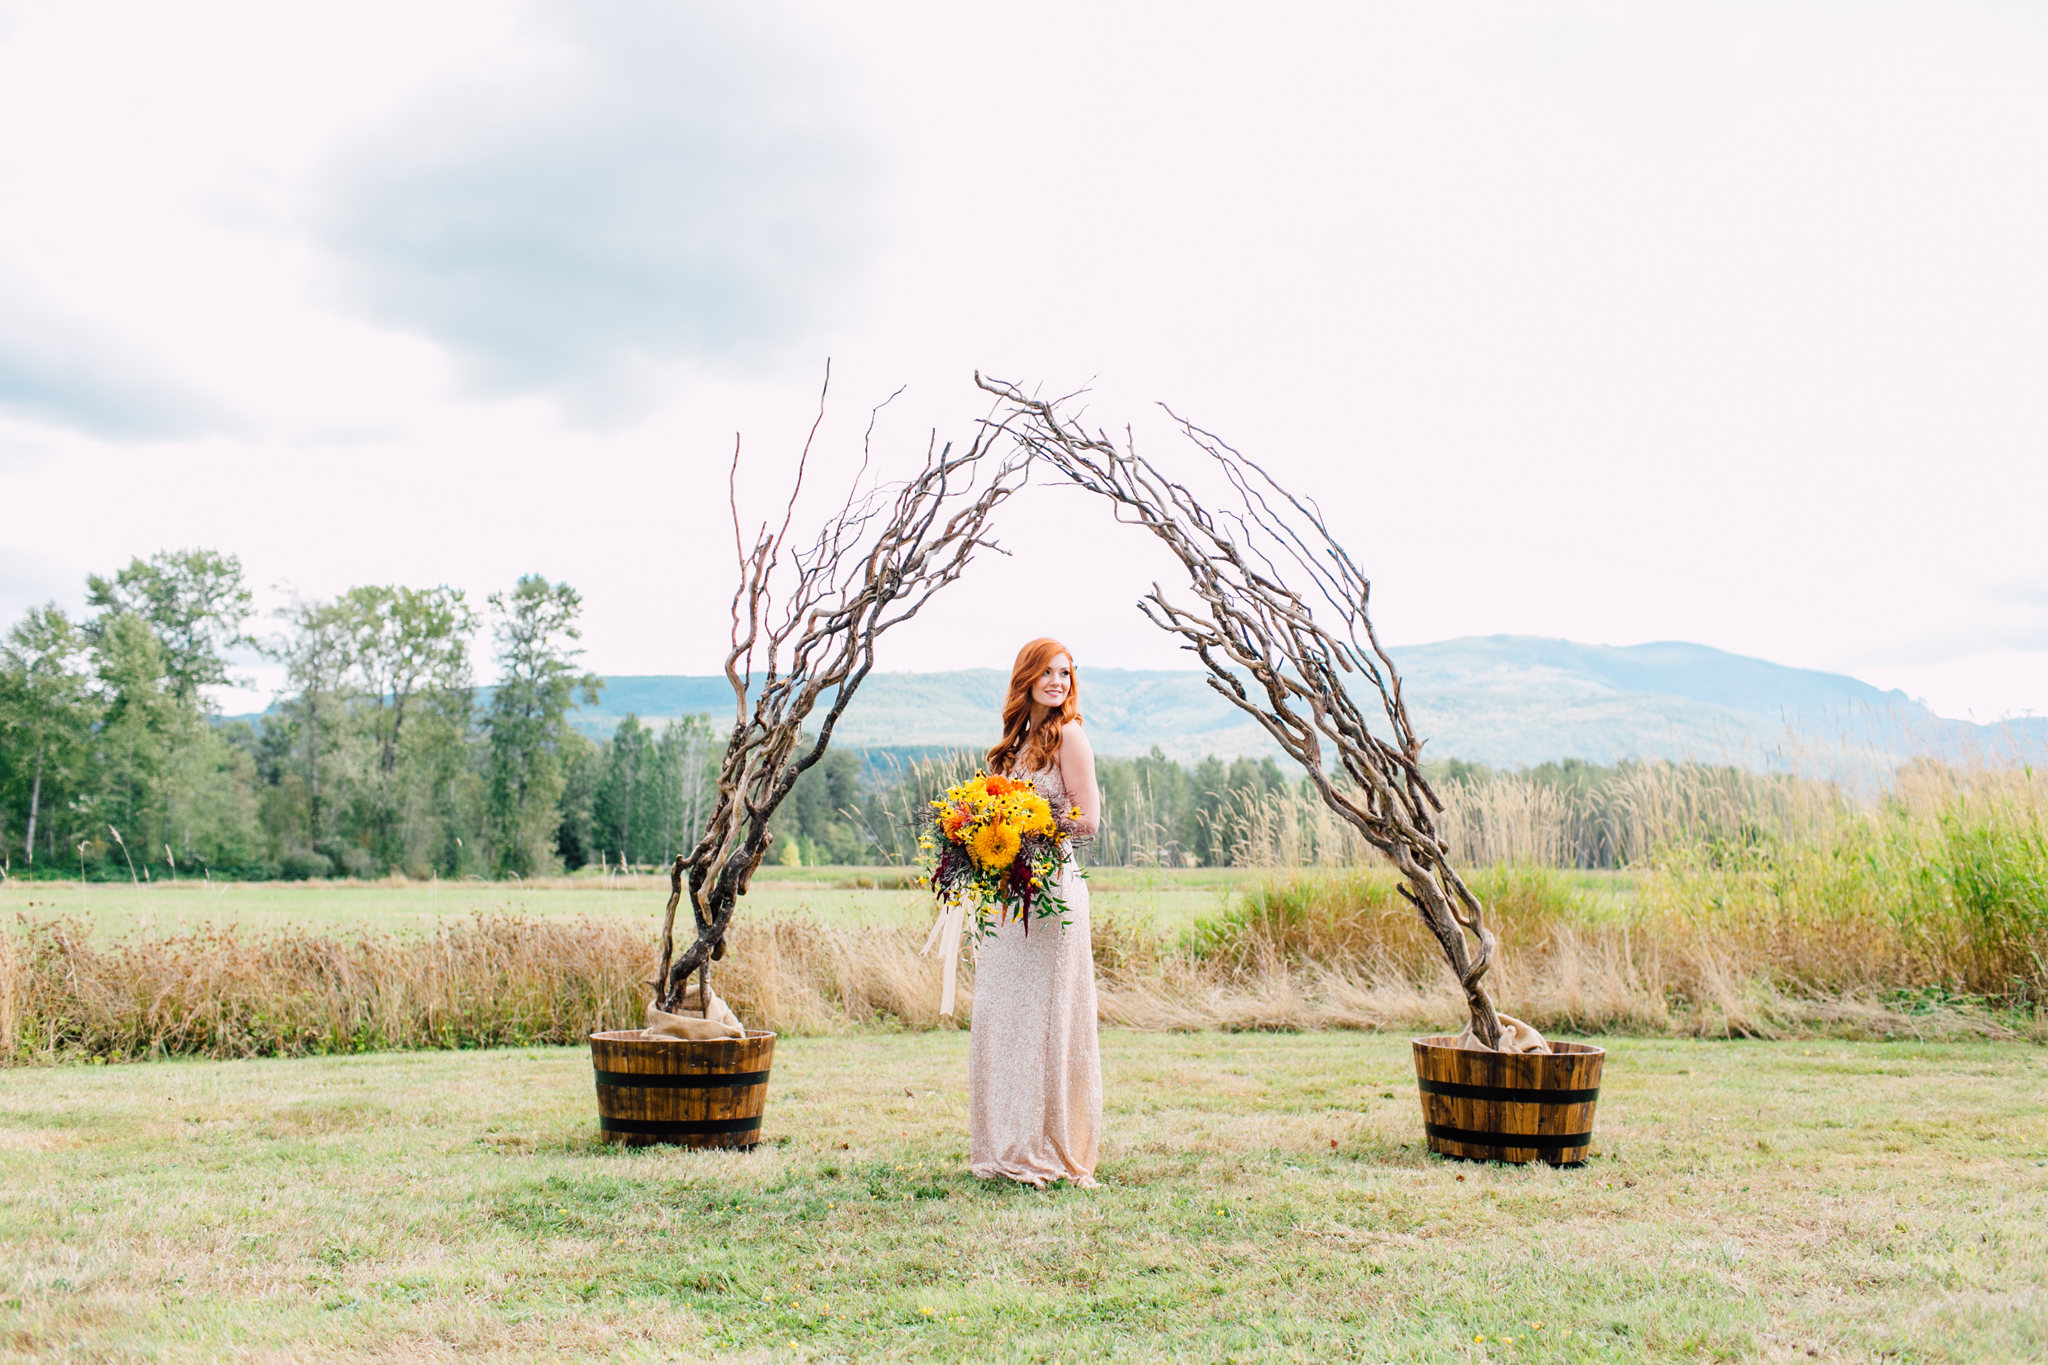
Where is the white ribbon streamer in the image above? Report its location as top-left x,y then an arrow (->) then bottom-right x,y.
920,894 -> 968,1017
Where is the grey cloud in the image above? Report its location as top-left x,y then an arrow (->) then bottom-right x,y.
312,0 -> 881,423
0,276 -> 237,441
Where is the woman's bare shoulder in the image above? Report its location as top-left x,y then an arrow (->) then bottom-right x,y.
1059,719 -> 1094,758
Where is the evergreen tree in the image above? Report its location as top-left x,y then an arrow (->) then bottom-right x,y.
771,746 -> 864,864
553,729 -> 602,871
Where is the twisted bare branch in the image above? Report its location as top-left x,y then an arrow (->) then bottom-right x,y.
657,381 -> 1029,1012
977,373 -> 1505,1047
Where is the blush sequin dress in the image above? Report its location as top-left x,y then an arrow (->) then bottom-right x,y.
966,764 -> 1103,1188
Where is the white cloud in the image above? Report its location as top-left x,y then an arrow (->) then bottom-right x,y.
0,0 -> 2042,725
309,0 -> 881,423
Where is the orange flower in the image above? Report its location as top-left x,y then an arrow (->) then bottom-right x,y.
985,775 -> 1013,796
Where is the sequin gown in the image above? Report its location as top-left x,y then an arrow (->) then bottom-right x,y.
967,764 -> 1103,1188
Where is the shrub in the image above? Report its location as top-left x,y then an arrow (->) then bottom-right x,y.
276,848 -> 332,881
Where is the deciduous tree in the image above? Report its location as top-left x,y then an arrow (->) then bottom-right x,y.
86,549 -> 253,707
0,605 -> 95,864
485,576 -> 600,875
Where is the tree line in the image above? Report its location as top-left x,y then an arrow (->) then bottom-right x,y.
0,549 -> 629,880
0,546 -> 1349,880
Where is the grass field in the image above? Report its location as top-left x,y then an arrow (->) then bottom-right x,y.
2,1032 -> 2043,1362
0,868 -> 926,938
0,866 -> 1303,941
0,866 -> 1648,945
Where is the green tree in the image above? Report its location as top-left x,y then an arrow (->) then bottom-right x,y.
649,713 -> 719,864
1097,748 -> 1196,866
1190,755 -> 1230,866
77,549 -> 260,874
771,745 -> 864,864
0,605 -> 96,865
90,611 -> 190,862
86,548 -> 253,707
483,576 -> 599,875
339,585 -> 475,782
594,715 -> 655,867
266,597 -> 356,849
338,585 -> 476,868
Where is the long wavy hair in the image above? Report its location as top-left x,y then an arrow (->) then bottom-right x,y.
986,637 -> 1082,775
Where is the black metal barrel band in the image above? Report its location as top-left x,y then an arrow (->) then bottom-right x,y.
1417,1078 -> 1600,1105
593,1069 -> 771,1089
597,1115 -> 764,1136
1424,1121 -> 1593,1153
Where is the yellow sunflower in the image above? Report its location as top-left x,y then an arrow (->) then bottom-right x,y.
969,820 -> 1022,870
1019,794 -> 1055,835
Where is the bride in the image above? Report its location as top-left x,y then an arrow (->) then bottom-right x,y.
968,637 -> 1104,1189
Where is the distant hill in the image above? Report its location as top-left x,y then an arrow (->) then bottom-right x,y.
563,636 -> 2048,775
224,636 -> 2040,776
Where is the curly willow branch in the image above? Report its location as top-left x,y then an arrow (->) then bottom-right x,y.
975,373 -> 1504,1048
656,381 -> 1030,1013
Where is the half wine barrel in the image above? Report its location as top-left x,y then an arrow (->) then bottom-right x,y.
589,1029 -> 777,1148
1411,1036 -> 1604,1165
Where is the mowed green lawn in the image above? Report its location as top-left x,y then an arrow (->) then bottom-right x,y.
0,866 -> 1280,941
2,1033 -> 2043,1363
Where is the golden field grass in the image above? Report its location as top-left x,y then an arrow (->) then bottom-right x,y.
1,1032 -> 2044,1362
3,861 -> 2037,1066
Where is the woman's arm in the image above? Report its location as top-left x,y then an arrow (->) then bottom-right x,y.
1058,720 -> 1101,836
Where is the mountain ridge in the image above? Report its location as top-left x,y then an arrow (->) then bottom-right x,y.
558,636 -> 2045,773
221,635 -> 2040,773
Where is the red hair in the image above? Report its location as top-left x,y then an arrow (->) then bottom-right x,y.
986,638 -> 1082,775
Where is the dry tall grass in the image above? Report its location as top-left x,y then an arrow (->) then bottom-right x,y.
1221,761 -> 1857,870
7,760 -> 2040,1061
1208,759 -> 2044,1029
1148,865 -> 2037,1042
5,873 -> 2036,1065
0,912 -> 966,1063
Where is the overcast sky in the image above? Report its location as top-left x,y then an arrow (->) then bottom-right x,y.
1,0 -> 2043,720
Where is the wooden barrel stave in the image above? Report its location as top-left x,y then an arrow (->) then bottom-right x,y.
588,1029 -> 777,1149
1412,1037 -> 1604,1165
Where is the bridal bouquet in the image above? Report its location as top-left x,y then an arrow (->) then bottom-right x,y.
917,771 -> 1086,938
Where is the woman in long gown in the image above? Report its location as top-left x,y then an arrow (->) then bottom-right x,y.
968,637 -> 1104,1189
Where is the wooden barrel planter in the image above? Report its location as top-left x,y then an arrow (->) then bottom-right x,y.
588,1029 -> 777,1149
1411,1037 -> 1605,1165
